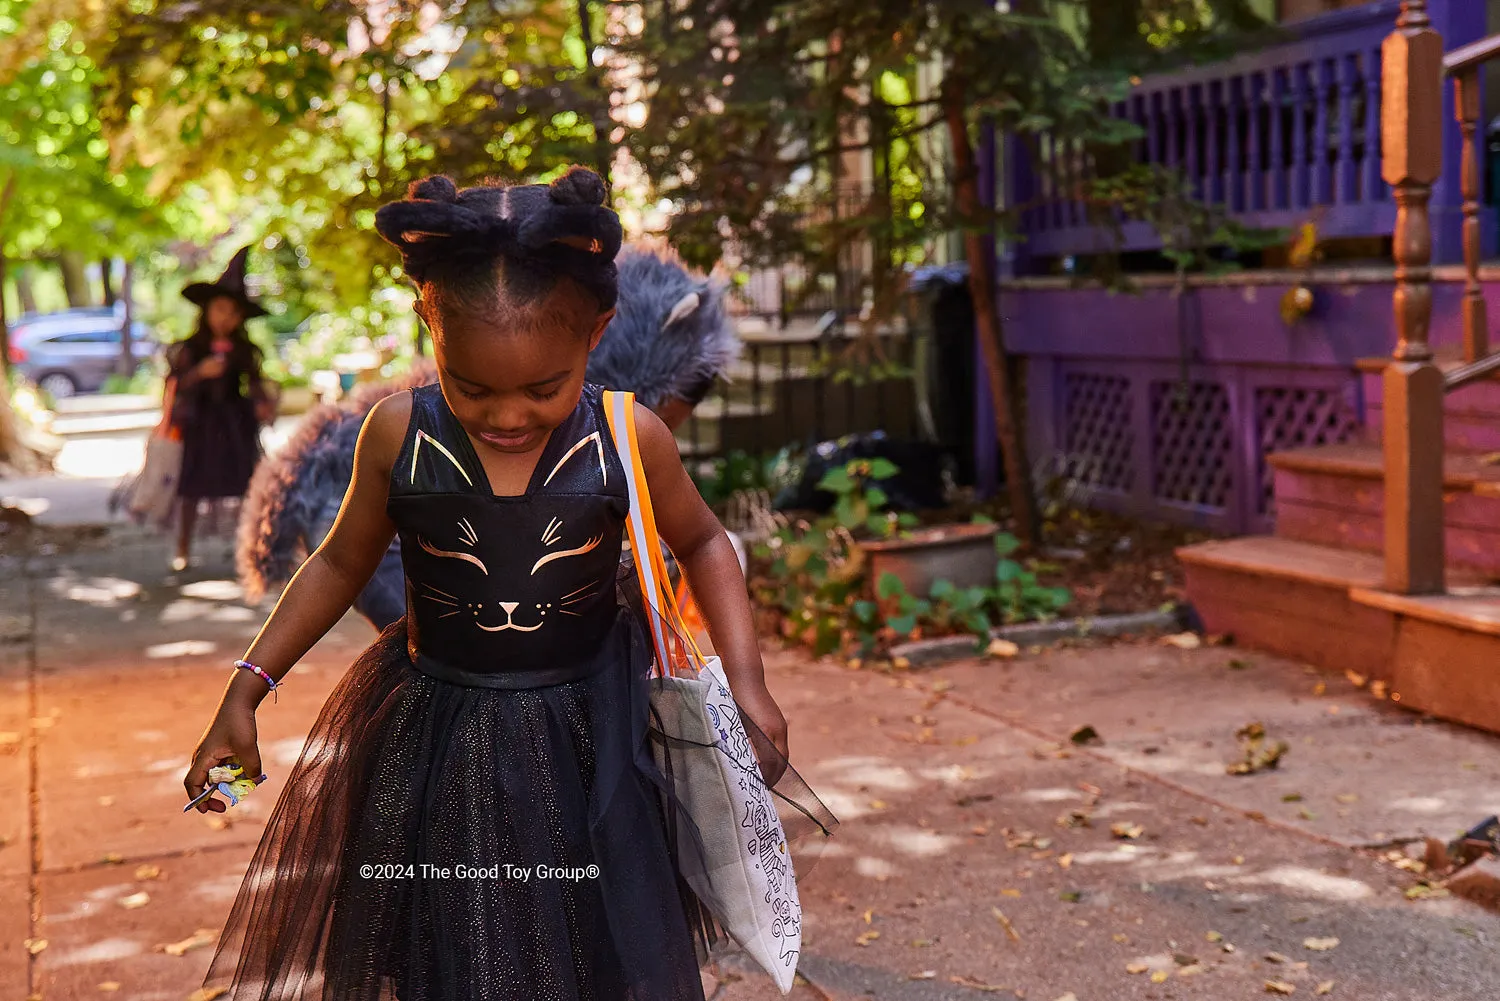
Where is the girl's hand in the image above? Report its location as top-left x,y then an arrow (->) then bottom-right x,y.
184,701 -> 262,814
737,685 -> 789,787
195,356 -> 227,380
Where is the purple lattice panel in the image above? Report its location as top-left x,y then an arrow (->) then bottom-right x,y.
1062,373 -> 1135,493
1149,380 -> 1234,510
1253,386 -> 1360,516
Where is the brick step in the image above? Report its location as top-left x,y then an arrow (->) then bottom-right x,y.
1269,441 -> 1500,574
1178,536 -> 1500,734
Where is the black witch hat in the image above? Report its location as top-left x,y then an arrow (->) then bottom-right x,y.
182,246 -> 267,318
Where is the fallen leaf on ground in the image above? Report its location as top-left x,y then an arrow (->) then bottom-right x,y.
1406,884 -> 1450,900
909,970 -> 937,981
1266,981 -> 1297,995
1054,994 -> 1079,1001
1162,632 -> 1201,649
1312,682 -> 1327,696
1057,853 -> 1074,869
1069,725 -> 1101,746
991,907 -> 1020,941
1206,931 -> 1223,942
1370,681 -> 1389,700
1111,822 -> 1144,840
188,989 -> 229,1001
1282,793 -> 1303,803
1336,794 -> 1358,804
98,796 -> 115,807
101,852 -> 124,864
1126,962 -> 1150,975
868,800 -> 888,810
1001,888 -> 1022,898
1150,970 -> 1169,984
912,938 -> 936,947
159,929 -> 218,957
24,938 -> 47,955
1058,809 -> 1092,829
1113,934 -> 1129,944
1059,890 -> 1082,903
1316,982 -> 1335,996
862,909 -> 874,924
930,680 -> 954,693
949,975 -> 1010,993
1303,937 -> 1339,952
1178,964 -> 1206,977
987,639 -> 1020,658
1228,722 -> 1289,775
136,864 -> 162,880
0,732 -> 20,751
98,983 -> 121,992
119,891 -> 150,909
1345,670 -> 1368,689
855,930 -> 881,946
954,735 -> 980,747
1265,952 -> 1290,964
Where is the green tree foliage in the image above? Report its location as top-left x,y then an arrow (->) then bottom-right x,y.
617,0 -> 1272,542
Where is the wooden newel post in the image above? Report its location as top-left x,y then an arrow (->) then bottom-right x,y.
1381,0 -> 1446,595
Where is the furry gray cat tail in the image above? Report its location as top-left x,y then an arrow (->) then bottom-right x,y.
236,244 -> 740,630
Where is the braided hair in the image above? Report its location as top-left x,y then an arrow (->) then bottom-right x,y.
373,167 -> 623,333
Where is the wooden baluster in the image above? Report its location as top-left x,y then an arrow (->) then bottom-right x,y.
1337,52 -> 1359,203
1365,48 -> 1385,200
1226,77 -> 1243,211
1381,0 -> 1445,595
1206,81 -> 1223,205
1145,91 -> 1161,166
1455,66 -> 1487,362
1291,63 -> 1311,207
1313,59 -> 1332,204
1040,133 -> 1054,232
1246,72 -> 1264,210
1269,68 -> 1287,209
1165,89 -> 1181,172
1185,85 -> 1201,200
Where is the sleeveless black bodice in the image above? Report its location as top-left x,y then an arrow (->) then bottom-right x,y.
388,383 -> 630,687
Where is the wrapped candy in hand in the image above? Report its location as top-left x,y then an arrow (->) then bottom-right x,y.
217,776 -> 259,806
208,764 -> 242,785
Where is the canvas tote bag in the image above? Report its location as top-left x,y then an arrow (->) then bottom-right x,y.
125,431 -> 184,525
602,390 -> 802,994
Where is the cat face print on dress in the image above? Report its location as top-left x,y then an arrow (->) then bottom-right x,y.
409,425 -> 612,634
415,515 -> 604,632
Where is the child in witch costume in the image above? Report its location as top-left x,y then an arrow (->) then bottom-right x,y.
186,168 -> 834,1001
236,244 -> 740,632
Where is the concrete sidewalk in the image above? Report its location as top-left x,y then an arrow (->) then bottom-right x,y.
2,528 -> 1499,1000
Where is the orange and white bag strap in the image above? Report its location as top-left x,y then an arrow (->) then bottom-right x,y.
603,390 -> 706,678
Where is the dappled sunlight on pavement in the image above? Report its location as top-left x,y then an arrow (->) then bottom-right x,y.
3,530 -> 1500,998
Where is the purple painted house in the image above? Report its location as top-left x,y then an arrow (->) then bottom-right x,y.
990,0 -> 1498,536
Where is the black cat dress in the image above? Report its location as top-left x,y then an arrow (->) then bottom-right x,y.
202,384 -> 719,1001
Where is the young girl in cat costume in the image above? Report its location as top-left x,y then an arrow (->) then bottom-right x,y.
185,167 -> 833,1001
236,243 -> 742,633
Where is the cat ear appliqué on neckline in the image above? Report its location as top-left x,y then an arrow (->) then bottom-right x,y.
542,432 -> 606,487
410,429 -> 474,488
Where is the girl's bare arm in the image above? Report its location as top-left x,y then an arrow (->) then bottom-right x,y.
229,392 -> 408,704
184,392 -> 408,804
634,403 -> 788,777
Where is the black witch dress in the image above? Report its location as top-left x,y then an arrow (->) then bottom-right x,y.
203,384 -> 721,1001
168,341 -> 265,500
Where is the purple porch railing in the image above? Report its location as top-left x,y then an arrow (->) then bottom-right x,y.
1008,0 -> 1486,268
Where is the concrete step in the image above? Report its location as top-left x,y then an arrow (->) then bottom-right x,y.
1179,535 -> 1500,733
1268,441 -> 1500,574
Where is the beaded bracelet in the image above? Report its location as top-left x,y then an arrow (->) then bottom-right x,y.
234,660 -> 281,702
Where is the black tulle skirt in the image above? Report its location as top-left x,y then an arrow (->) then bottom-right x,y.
204,607 -> 714,1001
203,590 -> 836,1001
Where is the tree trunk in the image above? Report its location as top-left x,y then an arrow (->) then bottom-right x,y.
575,0 -> 614,189
0,173 -> 14,376
100,257 -> 116,307
118,260 -> 136,377
15,265 -> 37,315
59,252 -> 90,307
941,75 -> 1039,545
